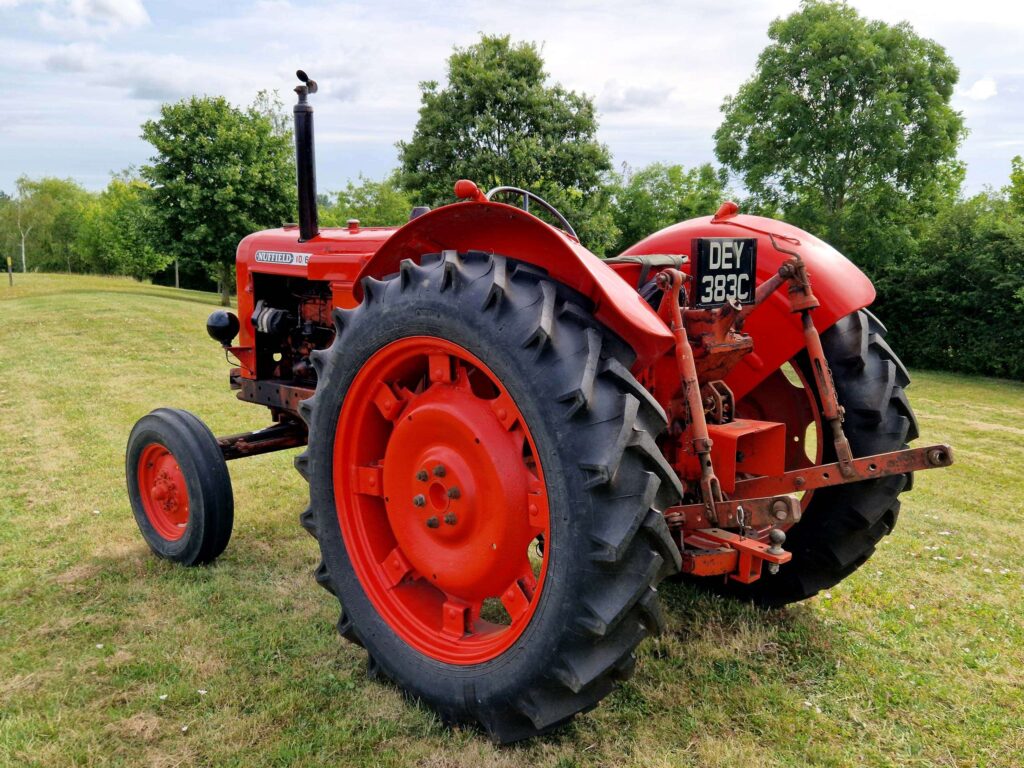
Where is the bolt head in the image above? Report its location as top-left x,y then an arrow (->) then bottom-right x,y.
444,513 -> 457,526
426,516 -> 439,529
413,494 -> 426,507
772,499 -> 790,520
447,486 -> 460,499
416,470 -> 428,482
433,464 -> 446,478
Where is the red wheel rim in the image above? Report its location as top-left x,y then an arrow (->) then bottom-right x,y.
333,336 -> 551,665
137,443 -> 190,541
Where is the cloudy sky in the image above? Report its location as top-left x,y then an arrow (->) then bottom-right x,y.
1,0 -> 1021,196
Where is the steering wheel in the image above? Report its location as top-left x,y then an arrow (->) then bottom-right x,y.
485,186 -> 579,241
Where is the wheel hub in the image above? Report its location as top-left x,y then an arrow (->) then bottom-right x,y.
383,386 -> 533,602
332,336 -> 550,664
137,444 -> 189,541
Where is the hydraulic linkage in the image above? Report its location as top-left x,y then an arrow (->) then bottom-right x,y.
656,224 -> 954,585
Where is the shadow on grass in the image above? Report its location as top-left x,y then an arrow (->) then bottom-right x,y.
89,529 -> 844,756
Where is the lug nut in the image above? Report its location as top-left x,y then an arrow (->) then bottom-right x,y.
444,513 -> 457,526
433,464 -> 446,477
447,487 -> 460,499
413,494 -> 426,507
416,470 -> 428,482
426,516 -> 439,529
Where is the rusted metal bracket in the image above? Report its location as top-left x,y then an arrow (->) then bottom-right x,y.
682,527 -> 792,583
217,420 -> 308,461
657,268 -> 726,521
772,244 -> 855,479
236,377 -> 314,416
731,443 -> 954,499
666,494 -> 801,530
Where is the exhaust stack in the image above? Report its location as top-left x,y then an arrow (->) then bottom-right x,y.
293,70 -> 319,242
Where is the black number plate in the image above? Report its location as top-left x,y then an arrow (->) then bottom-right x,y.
692,237 -> 757,308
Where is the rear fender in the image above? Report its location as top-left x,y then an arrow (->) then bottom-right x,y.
621,213 -> 876,400
355,201 -> 675,365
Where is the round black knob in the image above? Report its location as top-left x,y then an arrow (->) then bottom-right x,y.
206,311 -> 239,346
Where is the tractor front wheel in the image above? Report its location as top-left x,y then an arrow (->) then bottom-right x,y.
126,408 -> 234,566
297,252 -> 682,742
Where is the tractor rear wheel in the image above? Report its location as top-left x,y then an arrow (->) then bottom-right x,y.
126,408 -> 234,566
296,252 -> 682,742
729,309 -> 919,606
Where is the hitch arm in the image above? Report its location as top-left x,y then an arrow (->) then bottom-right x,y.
682,528 -> 792,583
731,443 -> 954,499
666,494 -> 801,530
668,444 -> 953,527
656,268 -> 725,519
672,445 -> 953,584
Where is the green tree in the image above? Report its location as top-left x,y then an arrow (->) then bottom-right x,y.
141,94 -> 295,305
320,174 -> 413,227
0,191 -> 14,278
1010,155 -> 1024,215
873,191 -> 1024,379
611,163 -> 728,253
714,0 -> 965,272
77,174 -> 171,280
6,179 -> 37,272
398,35 -> 617,254
12,177 -> 92,273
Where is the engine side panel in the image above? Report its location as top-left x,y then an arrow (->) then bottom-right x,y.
234,224 -> 397,379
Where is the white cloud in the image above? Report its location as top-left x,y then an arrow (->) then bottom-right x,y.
44,42 -> 99,71
599,80 -> 675,113
79,0 -> 148,27
3,0 -> 1024,194
37,0 -> 149,37
960,77 -> 998,101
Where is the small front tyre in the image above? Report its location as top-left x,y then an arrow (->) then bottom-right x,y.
126,408 -> 234,566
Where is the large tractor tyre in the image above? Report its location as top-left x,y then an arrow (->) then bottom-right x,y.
726,309 -> 919,607
296,251 -> 682,743
126,408 -> 234,566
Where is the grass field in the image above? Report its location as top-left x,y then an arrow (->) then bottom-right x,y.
1,273 -> 1022,768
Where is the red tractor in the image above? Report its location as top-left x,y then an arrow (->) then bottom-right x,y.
127,71 -> 953,742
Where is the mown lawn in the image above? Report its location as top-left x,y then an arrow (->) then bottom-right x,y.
1,273 -> 1021,767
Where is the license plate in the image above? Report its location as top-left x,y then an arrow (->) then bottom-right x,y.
692,237 -> 757,308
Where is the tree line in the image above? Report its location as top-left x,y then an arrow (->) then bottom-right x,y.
2,1 -> 1022,379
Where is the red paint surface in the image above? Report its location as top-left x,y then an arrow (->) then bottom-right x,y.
331,336 -> 549,664
137,443 -> 189,541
